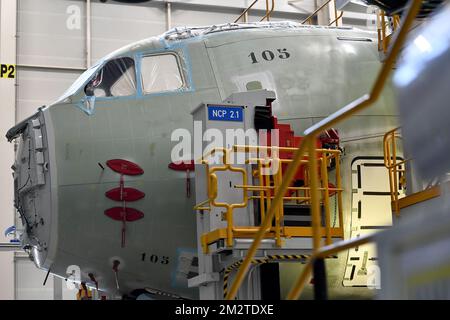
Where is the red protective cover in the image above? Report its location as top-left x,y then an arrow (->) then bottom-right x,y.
106,159 -> 144,175
265,117 -> 324,197
168,161 -> 195,171
104,207 -> 144,222
319,128 -> 340,145
105,187 -> 145,202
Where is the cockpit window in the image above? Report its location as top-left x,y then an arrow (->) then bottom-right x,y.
85,57 -> 136,97
141,54 -> 183,94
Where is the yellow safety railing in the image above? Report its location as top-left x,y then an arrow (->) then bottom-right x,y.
301,0 -> 343,27
225,0 -> 423,300
329,11 -> 344,27
195,145 -> 344,254
378,10 -> 402,54
301,1 -> 401,51
234,0 -> 275,23
383,127 -> 408,215
383,126 -> 443,215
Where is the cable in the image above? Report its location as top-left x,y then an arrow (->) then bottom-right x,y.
17,174 -> 30,192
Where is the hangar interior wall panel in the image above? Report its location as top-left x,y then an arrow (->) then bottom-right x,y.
16,68 -> 81,121
0,253 -> 14,299
0,0 -> 17,300
171,6 -> 239,28
91,2 -> 166,63
15,259 -> 54,300
171,7 -> 306,27
17,0 -> 86,68
15,259 -> 77,300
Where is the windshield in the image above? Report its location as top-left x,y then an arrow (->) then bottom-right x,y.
84,57 -> 136,98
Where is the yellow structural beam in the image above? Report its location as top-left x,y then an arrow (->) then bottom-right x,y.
225,136 -> 311,300
225,0 -> 423,301
398,185 -> 441,210
286,233 -> 376,300
286,0 -> 424,300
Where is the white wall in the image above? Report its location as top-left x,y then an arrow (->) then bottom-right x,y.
14,256 -> 77,300
0,0 -> 17,301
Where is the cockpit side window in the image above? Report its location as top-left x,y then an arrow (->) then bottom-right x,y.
84,57 -> 136,98
141,54 -> 183,94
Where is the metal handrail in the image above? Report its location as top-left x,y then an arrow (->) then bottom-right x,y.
378,11 -> 402,54
328,11 -> 343,26
383,128 -> 397,165
383,127 -> 408,215
234,0 -> 275,23
196,144 -> 343,253
193,199 -> 211,211
260,0 -> 275,22
226,0 -> 423,300
301,0 -> 334,24
383,127 -> 402,169
234,0 -> 259,23
380,11 -> 388,53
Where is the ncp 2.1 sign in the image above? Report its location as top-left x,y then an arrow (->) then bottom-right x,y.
207,105 -> 243,122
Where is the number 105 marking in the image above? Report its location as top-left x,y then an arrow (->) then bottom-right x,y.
141,253 -> 170,265
249,49 -> 290,64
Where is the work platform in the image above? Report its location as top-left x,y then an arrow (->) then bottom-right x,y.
201,227 -> 342,254
188,90 -> 343,299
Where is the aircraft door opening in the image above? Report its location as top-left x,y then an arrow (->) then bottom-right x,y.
343,157 -> 404,287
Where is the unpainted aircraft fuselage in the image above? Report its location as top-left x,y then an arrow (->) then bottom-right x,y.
7,22 -> 397,299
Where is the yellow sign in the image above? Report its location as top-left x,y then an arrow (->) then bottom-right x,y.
0,64 -> 15,78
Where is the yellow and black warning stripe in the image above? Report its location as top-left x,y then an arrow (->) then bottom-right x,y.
266,254 -> 312,260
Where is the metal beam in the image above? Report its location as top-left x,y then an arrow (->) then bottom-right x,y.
0,243 -> 21,252
166,1 -> 172,30
16,63 -> 86,72
86,0 -> 92,68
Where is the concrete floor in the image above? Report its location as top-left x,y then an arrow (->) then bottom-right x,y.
279,257 -> 377,300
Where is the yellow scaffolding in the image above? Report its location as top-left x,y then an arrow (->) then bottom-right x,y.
234,0 -> 275,23
224,0 -> 423,300
301,0 -> 343,27
195,145 -> 344,254
378,10 -> 402,54
383,127 -> 408,215
383,127 -> 444,215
